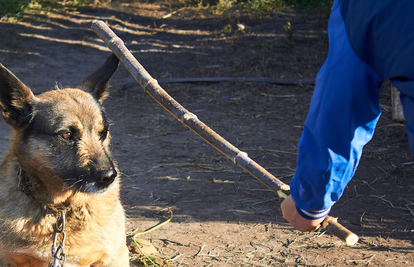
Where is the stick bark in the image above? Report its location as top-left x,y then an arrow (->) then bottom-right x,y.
322,217 -> 359,245
91,20 -> 358,245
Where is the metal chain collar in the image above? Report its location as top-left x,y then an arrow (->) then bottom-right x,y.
48,211 -> 66,267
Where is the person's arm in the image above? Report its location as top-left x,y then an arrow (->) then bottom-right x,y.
284,0 -> 383,232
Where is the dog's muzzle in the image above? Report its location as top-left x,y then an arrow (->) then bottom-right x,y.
94,169 -> 117,188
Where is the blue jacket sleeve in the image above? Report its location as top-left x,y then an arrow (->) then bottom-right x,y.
290,0 -> 383,213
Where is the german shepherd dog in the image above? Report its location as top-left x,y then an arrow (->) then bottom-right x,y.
0,54 -> 129,266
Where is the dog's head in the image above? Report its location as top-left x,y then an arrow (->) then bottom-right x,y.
0,54 -> 120,196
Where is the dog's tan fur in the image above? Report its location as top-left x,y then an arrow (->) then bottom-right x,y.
0,54 -> 129,266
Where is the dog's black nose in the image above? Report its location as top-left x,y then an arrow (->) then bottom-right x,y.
95,169 -> 117,187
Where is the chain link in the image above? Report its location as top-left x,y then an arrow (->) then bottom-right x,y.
48,211 -> 66,267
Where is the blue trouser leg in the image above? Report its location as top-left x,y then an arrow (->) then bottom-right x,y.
290,0 -> 384,215
391,80 -> 414,159
399,93 -> 414,158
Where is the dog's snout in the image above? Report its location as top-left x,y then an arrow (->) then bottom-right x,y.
95,169 -> 117,187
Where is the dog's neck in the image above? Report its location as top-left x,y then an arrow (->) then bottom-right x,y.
17,166 -> 33,197
17,165 -> 70,214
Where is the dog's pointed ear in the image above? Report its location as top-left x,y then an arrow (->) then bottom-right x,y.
0,64 -> 36,127
79,54 -> 119,103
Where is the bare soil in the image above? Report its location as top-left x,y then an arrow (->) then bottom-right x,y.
0,2 -> 413,266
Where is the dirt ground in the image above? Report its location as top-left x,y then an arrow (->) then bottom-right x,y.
0,1 -> 413,266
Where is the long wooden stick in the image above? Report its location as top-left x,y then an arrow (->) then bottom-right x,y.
91,20 -> 358,245
91,20 -> 289,192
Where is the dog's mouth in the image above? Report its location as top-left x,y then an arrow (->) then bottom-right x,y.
66,169 -> 118,194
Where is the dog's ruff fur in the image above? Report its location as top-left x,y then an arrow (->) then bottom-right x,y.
0,54 -> 129,266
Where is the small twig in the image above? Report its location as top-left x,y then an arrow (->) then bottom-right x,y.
167,253 -> 184,262
239,188 -> 273,191
247,248 -> 258,254
405,204 -> 414,217
158,238 -> 186,246
312,230 -> 326,238
199,253 -> 219,258
360,211 -> 366,224
292,244 -> 309,248
213,179 -> 236,184
286,237 -> 298,248
376,165 -> 388,175
362,180 -> 376,191
131,208 -> 173,237
366,254 -> 376,265
250,205 -> 260,213
340,185 -> 360,205
375,123 -> 405,130
252,198 -> 279,206
124,185 -> 141,190
245,148 -> 297,155
195,245 -> 206,257
371,195 -> 394,207
261,93 -> 296,98
385,255 -> 404,261
156,77 -> 315,85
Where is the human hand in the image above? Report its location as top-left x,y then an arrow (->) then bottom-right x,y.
280,195 -> 325,232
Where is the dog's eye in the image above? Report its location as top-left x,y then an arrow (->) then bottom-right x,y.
61,132 -> 72,140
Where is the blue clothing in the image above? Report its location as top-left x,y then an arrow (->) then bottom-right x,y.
290,0 -> 414,219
